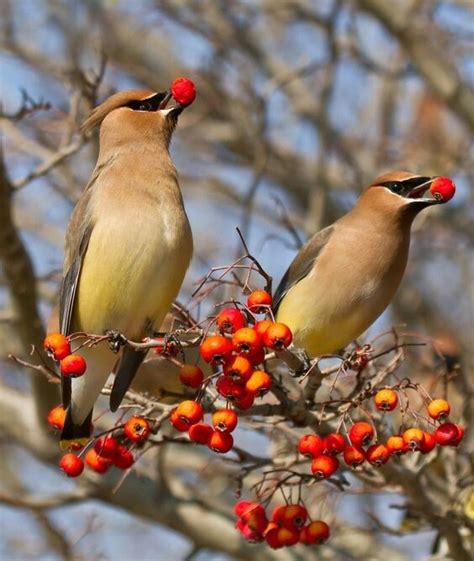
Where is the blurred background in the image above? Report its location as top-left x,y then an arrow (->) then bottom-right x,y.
0,1 -> 473,560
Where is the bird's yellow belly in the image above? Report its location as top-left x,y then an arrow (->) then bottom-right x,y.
73,214 -> 191,339
276,272 -> 396,356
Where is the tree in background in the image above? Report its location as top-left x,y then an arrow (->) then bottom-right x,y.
0,1 -> 472,560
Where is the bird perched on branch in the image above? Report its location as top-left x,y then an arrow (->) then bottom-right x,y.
59,87 -> 194,448
274,172 -> 447,357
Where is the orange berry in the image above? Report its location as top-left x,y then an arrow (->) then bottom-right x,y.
113,445 -> 135,469
216,307 -> 246,333
85,448 -> 112,474
262,322 -> 293,350
188,422 -> 213,444
43,333 -> 71,361
208,430 -> 233,453
427,398 -> 451,421
254,320 -> 274,337
237,502 -> 268,533
435,422 -> 464,447
366,444 -> 390,466
374,388 -> 398,411
298,434 -> 324,458
299,520 -> 330,545
343,445 -> 366,468
430,176 -> 456,202
59,453 -> 84,477
124,416 -> 151,442
223,355 -> 253,383
60,354 -> 87,378
245,370 -> 272,397
199,335 -> 233,364
247,290 -> 272,313
175,400 -> 203,426
420,431 -> 437,454
234,392 -> 255,410
46,405 -> 66,430
386,435 -> 406,455
402,427 -> 425,450
349,421 -> 375,447
311,455 -> 339,479
94,436 -> 119,460
179,364 -> 204,388
212,409 -> 238,432
232,327 -> 263,357
216,375 -> 247,401
323,432 -> 346,456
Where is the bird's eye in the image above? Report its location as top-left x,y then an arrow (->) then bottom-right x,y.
383,182 -> 403,193
138,101 -> 153,111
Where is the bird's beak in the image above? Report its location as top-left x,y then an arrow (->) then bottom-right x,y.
405,176 -> 439,204
158,91 -> 184,117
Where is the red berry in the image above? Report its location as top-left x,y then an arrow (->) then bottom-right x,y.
343,445 -> 366,468
427,398 -> 451,421
245,370 -> 272,397
298,434 -> 324,458
299,520 -> 330,545
349,421 -> 375,448
170,409 -> 189,432
188,422 -> 213,444
235,519 -> 264,543
216,375 -> 247,402
212,409 -> 238,433
124,416 -> 151,442
366,444 -> 390,466
59,453 -> 84,477
60,354 -> 87,378
232,327 -> 263,357
237,502 -> 268,533
254,320 -> 274,337
216,307 -> 246,334
234,392 -> 255,410
311,455 -> 339,479
247,290 -> 272,313
46,405 -> 66,430
435,422 -> 464,447
419,431 -> 437,454
374,388 -> 398,411
113,445 -> 135,469
263,322 -> 293,350
200,335 -> 233,364
430,176 -> 456,202
223,355 -> 253,383
85,448 -> 112,474
208,430 -> 233,453
280,504 -> 308,531
170,77 -> 196,106
249,346 -> 266,366
402,427 -> 425,451
44,333 -> 71,361
386,435 -> 406,455
174,400 -> 203,427
323,432 -> 346,456
94,436 -> 119,459
179,364 -> 204,388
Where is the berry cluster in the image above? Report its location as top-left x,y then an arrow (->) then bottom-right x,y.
299,392 -> 463,478
43,333 -> 87,378
168,290 -> 293,454
234,500 -> 329,549
52,414 -> 151,478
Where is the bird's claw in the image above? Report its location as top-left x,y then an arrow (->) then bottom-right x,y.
106,330 -> 127,353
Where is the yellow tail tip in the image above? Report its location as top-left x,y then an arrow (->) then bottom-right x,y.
59,437 -> 89,451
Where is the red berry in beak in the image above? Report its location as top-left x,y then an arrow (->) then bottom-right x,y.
170,77 -> 196,106
430,176 -> 456,202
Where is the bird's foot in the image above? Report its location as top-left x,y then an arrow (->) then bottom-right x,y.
105,330 -> 128,353
152,330 -> 185,361
290,348 -> 313,376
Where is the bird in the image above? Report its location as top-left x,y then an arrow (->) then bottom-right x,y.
273,172 -> 440,358
59,88 -> 193,448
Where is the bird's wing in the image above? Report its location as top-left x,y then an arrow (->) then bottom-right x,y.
109,347 -> 148,412
273,225 -> 335,314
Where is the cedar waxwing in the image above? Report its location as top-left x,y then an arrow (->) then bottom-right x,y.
59,89 -> 193,447
274,172 -> 441,357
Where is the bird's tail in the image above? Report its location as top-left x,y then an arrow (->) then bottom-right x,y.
60,408 -> 93,450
